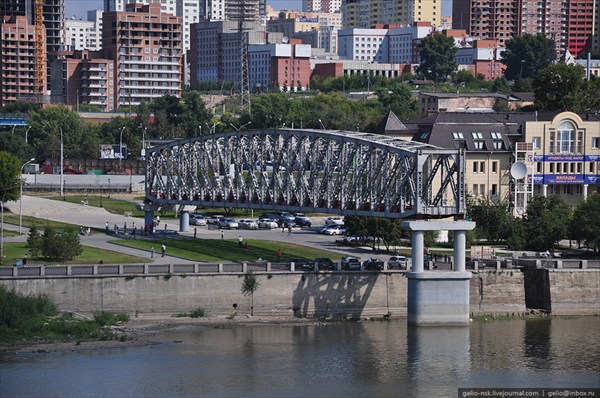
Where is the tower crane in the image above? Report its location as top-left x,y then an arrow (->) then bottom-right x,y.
35,0 -> 45,96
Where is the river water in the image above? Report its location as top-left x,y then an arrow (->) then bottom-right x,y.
1,317 -> 599,398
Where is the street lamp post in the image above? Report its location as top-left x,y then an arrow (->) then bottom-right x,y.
229,122 -> 251,131
60,127 -> 64,197
119,126 -> 125,170
108,178 -> 111,198
100,185 -> 103,207
19,158 -> 35,234
24,126 -> 31,145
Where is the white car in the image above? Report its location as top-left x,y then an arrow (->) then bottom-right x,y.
321,225 -> 347,235
189,214 -> 207,226
218,218 -> 239,229
325,217 -> 344,226
238,219 -> 259,230
388,255 -> 410,270
257,219 -> 278,229
207,215 -> 224,224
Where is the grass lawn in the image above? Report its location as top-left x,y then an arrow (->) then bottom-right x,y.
45,195 -> 151,218
1,229 -> 20,237
3,213 -> 93,231
112,238 -> 343,263
1,242 -> 149,266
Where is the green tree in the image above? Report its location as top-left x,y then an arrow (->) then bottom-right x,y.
570,193 -> 600,252
376,82 -> 418,120
26,225 -> 43,257
532,63 -> 598,112
416,33 -> 458,83
523,196 -> 570,251
0,151 -> 22,203
27,106 -> 90,161
467,197 -> 514,243
501,34 -> 556,80
40,227 -> 83,261
241,271 -> 260,316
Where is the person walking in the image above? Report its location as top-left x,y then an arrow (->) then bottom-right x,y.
161,243 -> 166,257
238,235 -> 243,247
151,247 -> 155,259
221,230 -> 224,240
277,249 -> 282,260
105,221 -> 109,232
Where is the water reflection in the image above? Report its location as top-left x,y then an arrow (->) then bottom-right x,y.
1,318 -> 598,398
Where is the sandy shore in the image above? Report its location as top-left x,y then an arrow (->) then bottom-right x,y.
1,314 -> 329,356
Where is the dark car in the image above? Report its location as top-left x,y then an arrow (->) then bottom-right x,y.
314,257 -> 336,271
341,256 -> 362,271
363,258 -> 384,271
259,213 -> 278,220
293,217 -> 312,227
277,218 -> 296,228
290,258 -> 314,271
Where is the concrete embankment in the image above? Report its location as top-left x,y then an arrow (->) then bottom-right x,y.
3,268 -> 597,318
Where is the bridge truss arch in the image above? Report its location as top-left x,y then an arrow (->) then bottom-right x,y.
145,129 -> 467,219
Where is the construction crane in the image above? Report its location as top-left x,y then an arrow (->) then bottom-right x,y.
35,0 -> 45,96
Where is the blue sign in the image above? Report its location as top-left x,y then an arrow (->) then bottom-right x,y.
296,17 -> 318,23
528,174 -> 600,184
531,154 -> 599,162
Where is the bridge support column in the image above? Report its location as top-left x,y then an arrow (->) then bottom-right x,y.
179,211 -> 189,232
144,210 -> 154,235
402,220 -> 476,326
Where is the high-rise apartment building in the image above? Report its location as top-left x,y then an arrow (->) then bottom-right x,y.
104,0 -> 177,14
86,10 -> 104,51
454,0 -> 597,57
103,3 -> 183,108
0,0 -> 64,90
64,18 -> 96,51
199,0 -> 266,22
0,15 -> 45,105
342,0 -> 440,29
303,0 -> 342,13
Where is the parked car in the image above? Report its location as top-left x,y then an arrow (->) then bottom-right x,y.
257,219 -> 278,229
388,255 -> 410,270
238,219 -> 258,229
259,213 -> 279,220
293,214 -> 311,227
342,235 -> 375,245
207,215 -> 224,224
190,214 -> 207,226
324,217 -> 344,226
276,212 -> 296,221
363,258 -> 384,271
320,225 -> 347,235
277,218 -> 297,228
314,257 -> 336,271
290,258 -> 314,271
218,218 -> 239,229
341,256 -> 361,271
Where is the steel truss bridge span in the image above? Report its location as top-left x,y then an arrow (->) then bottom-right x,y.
145,129 -> 467,218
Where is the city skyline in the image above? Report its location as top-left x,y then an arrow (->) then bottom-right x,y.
66,1 -> 453,19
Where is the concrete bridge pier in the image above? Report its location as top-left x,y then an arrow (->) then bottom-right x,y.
145,210 -> 154,234
179,211 -> 189,232
402,220 -> 476,326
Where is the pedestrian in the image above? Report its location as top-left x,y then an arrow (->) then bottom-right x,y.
277,249 -> 282,260
287,225 -> 292,235
161,243 -> 166,257
151,247 -> 155,258
281,226 -> 285,233
105,221 -> 109,232
238,235 -> 243,247
23,255 -> 27,266
132,222 -> 135,229
114,224 -> 119,234
194,228 -> 197,238
87,227 -> 92,236
221,230 -> 224,240
124,222 -> 127,232
132,226 -> 137,238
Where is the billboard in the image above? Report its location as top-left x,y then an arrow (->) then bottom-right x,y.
100,144 -> 127,159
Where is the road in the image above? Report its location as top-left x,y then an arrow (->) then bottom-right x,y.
3,195 -> 389,264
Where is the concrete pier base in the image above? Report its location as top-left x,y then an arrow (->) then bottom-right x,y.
179,211 -> 189,232
407,271 -> 472,326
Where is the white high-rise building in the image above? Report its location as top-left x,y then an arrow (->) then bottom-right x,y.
302,0 -> 342,13
63,10 -> 103,51
104,0 -> 176,14
86,10 -> 103,50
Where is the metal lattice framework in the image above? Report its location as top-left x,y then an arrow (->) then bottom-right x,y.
146,129 -> 467,218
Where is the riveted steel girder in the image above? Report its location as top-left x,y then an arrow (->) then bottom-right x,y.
145,129 -> 467,218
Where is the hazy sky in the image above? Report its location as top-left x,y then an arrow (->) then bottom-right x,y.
66,0 -> 452,20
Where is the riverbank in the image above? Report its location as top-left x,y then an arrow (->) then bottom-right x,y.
0,314 -> 328,356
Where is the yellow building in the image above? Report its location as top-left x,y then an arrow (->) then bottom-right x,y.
524,112 -> 600,207
343,0 -> 440,29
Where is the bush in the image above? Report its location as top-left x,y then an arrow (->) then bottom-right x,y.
189,307 -> 205,318
92,311 -> 130,326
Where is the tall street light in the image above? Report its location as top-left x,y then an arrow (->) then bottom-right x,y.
19,158 -> 35,234
60,127 -> 64,197
119,126 -> 125,169
229,121 -> 251,131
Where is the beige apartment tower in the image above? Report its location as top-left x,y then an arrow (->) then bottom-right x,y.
342,0 -> 440,28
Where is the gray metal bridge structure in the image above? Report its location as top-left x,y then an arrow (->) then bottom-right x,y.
144,128 -> 467,219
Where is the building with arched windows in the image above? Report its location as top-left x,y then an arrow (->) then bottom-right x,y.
524,112 -> 600,207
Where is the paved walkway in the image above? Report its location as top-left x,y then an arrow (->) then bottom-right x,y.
3,196 -> 192,265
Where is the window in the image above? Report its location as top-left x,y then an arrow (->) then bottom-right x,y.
472,132 -> 484,149
480,162 -> 485,173
556,121 -> 575,153
453,132 -> 464,139
491,184 -> 497,196
550,163 -> 554,172
480,184 -> 485,195
593,137 -> 599,149
492,161 -> 498,173
472,184 -> 478,195
473,162 -> 478,173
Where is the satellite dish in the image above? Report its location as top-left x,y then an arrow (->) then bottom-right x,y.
510,161 -> 527,179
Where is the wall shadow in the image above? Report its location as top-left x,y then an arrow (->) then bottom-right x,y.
291,272 -> 383,320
